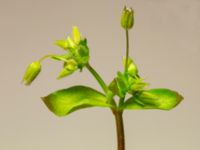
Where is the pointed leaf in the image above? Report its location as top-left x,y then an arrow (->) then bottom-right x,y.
42,86 -> 112,116
122,88 -> 183,110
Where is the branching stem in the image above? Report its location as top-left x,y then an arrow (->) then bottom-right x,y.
86,40 -> 128,150
86,63 -> 108,94
38,54 -> 54,62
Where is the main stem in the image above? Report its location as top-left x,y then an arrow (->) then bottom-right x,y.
114,111 -> 125,150
86,63 -> 125,150
116,28 -> 129,150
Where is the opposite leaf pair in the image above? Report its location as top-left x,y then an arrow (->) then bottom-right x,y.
42,86 -> 182,116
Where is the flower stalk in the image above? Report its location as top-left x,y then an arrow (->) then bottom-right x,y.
125,29 -> 129,73
86,63 -> 108,94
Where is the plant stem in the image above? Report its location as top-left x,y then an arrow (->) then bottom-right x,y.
38,54 -> 54,62
124,29 -> 129,73
114,111 -> 125,150
86,63 -> 108,93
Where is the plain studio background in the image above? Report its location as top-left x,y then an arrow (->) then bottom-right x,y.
0,0 -> 199,150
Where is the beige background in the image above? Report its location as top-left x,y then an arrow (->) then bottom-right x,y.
0,0 -> 200,149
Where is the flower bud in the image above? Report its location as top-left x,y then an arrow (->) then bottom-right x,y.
22,61 -> 41,85
55,40 -> 69,50
72,26 -> 81,44
57,59 -> 77,79
123,57 -> 138,76
121,6 -> 134,30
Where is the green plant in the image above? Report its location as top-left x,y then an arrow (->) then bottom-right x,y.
22,6 -> 183,150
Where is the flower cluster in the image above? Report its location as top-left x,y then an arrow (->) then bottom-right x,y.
109,57 -> 148,98
22,27 -> 89,85
55,26 -> 90,78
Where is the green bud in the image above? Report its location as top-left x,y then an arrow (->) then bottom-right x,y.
72,26 -> 81,44
130,78 -> 149,93
66,36 -> 76,49
121,6 -> 134,30
22,61 -> 41,85
123,57 -> 138,76
55,40 -> 69,50
57,59 -> 77,79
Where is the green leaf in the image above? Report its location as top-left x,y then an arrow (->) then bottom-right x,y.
122,88 -> 183,110
42,86 -> 112,116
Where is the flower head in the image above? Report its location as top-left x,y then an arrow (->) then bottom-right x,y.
55,26 -> 90,79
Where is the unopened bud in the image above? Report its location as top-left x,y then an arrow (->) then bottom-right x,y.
22,61 -> 41,85
123,57 -> 138,76
121,6 -> 134,30
57,59 -> 77,79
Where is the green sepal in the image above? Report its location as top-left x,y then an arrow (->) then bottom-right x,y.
108,72 -> 129,98
116,72 -> 129,96
42,86 -> 113,116
78,41 -> 89,57
122,88 -> 183,110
